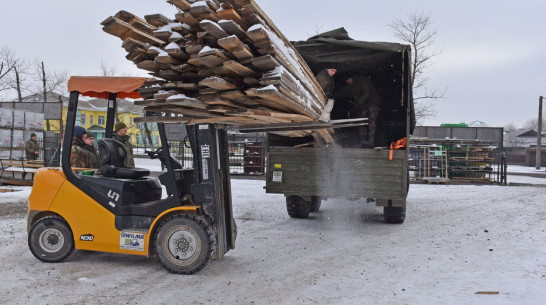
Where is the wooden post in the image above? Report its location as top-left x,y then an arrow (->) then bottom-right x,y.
536,96 -> 543,169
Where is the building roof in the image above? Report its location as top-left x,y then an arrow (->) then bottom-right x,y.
505,129 -> 537,138
21,92 -> 67,103
63,98 -> 144,114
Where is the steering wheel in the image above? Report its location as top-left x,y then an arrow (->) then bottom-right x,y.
146,147 -> 164,159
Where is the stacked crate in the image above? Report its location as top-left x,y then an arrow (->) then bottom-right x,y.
0,108 -> 44,160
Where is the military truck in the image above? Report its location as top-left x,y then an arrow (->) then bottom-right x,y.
262,28 -> 415,223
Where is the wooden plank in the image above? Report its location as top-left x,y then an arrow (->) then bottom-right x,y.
134,99 -> 164,107
101,16 -> 165,45
197,54 -> 227,68
198,47 -> 231,60
217,8 -> 246,29
154,91 -> 177,101
217,35 -> 240,52
163,81 -> 199,91
121,37 -> 148,53
199,20 -> 229,39
242,77 -> 260,87
146,105 -> 222,118
187,116 -> 258,125
246,87 -> 313,116
167,0 -> 193,11
144,14 -> 173,27
218,20 -> 250,42
167,97 -> 208,109
231,45 -> 253,60
202,97 -> 245,108
114,10 -> 156,34
199,76 -> 237,91
136,60 -> 161,72
165,47 -> 189,60
223,60 -> 257,77
174,12 -> 200,27
251,55 -> 280,71
207,105 -> 240,113
155,54 -> 183,65
189,3 -> 220,21
135,115 -> 190,123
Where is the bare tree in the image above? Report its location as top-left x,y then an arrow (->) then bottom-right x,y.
6,57 -> 31,103
503,122 -> 518,133
0,47 -> 17,94
389,13 -> 446,123
523,117 -> 546,132
34,60 -> 68,102
98,59 -> 117,76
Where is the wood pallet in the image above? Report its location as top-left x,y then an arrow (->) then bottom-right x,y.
102,0 -> 331,141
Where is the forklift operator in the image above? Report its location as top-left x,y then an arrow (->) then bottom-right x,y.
113,122 -> 135,167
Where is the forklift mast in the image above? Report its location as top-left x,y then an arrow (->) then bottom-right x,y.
186,124 -> 236,256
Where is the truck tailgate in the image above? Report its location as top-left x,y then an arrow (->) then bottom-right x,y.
266,147 -> 408,200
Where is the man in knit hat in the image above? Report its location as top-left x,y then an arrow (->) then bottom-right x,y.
70,126 -> 92,168
25,133 -> 40,160
83,130 -> 100,169
113,122 -> 135,167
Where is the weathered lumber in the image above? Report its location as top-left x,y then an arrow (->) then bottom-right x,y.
102,2 -> 334,142
101,16 -> 165,45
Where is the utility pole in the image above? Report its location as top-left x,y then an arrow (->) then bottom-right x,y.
537,96 -> 543,170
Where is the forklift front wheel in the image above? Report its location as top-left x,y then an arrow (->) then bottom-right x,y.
28,216 -> 75,263
155,214 -> 214,274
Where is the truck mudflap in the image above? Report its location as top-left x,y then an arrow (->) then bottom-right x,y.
266,147 -> 408,202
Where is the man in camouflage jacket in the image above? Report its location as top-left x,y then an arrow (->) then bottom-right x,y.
70,126 -> 93,168
112,122 -> 135,167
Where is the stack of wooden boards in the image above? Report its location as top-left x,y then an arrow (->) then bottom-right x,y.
101,0 -> 332,140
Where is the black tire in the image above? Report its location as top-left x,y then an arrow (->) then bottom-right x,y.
384,206 -> 406,224
154,214 -> 215,274
286,195 -> 311,218
28,216 -> 74,263
310,196 -> 322,213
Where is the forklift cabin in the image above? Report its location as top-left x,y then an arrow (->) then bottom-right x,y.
27,76 -> 236,274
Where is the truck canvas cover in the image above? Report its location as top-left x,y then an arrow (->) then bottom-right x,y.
292,27 -> 415,142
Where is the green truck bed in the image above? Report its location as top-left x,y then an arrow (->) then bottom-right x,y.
266,147 -> 408,203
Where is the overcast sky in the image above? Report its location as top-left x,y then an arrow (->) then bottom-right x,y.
2,0 -> 545,127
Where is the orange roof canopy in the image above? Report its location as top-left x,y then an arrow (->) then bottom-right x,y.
68,76 -> 152,99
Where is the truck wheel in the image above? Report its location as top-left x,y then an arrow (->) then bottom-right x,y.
310,196 -> 322,213
154,214 -> 215,274
286,195 -> 311,218
28,216 -> 74,263
384,206 -> 406,224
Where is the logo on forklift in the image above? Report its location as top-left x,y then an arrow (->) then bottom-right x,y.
80,234 -> 95,241
108,190 -> 120,202
120,232 -> 145,252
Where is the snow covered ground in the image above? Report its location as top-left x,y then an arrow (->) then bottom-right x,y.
0,165 -> 544,304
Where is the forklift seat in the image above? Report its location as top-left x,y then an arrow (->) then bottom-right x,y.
98,138 -> 150,179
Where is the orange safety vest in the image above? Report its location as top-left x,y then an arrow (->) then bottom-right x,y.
389,137 -> 407,160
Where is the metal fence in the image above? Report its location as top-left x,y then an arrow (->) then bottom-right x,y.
166,137 -> 267,176
409,140 -> 507,184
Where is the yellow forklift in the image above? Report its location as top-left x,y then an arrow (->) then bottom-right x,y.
27,76 -> 236,274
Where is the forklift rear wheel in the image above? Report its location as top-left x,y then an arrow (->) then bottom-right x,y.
155,214 -> 214,274
310,196 -> 322,213
286,195 -> 311,218
384,206 -> 406,224
28,216 -> 74,263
